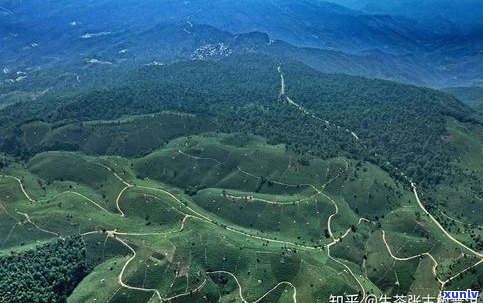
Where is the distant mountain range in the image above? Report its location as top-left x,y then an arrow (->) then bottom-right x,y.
325,0 -> 483,32
1,0 -> 482,93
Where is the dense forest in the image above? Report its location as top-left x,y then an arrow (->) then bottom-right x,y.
0,55 -> 478,187
0,236 -> 89,303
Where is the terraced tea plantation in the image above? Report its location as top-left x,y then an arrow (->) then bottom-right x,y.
1,129 -> 481,302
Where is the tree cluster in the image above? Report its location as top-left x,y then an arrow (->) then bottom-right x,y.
0,236 -> 89,303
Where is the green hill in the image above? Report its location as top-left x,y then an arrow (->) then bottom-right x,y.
1,132 -> 481,301
1,55 -> 478,185
0,55 -> 482,301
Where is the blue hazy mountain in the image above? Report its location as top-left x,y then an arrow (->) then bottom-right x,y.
0,0 -> 434,51
1,0 -> 482,89
324,0 -> 483,33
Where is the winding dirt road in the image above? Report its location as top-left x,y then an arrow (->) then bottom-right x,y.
277,66 -> 359,141
1,175 -> 35,202
207,270 -> 298,303
3,141 -> 481,301
411,182 -> 483,258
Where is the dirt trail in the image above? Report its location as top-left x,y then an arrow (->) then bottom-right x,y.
225,192 -> 321,205
4,147 -> 480,300
325,217 -> 374,300
381,229 -> 444,285
277,65 -> 359,141
382,228 -> 483,292
207,270 -> 298,303
55,191 -> 110,213
16,211 -> 60,237
115,185 -> 132,217
1,175 -> 35,202
115,237 -> 163,302
411,182 -> 483,258
178,148 -> 370,296
165,279 -> 207,301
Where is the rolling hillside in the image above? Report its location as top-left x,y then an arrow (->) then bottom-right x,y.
0,56 -> 475,181
1,131 -> 482,302
1,2 -> 483,299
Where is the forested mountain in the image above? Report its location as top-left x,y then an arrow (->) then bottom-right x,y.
0,237 -> 88,302
1,1 -> 483,302
0,55 -> 478,185
1,0 -> 482,89
0,0 -> 431,51
1,54 -> 483,301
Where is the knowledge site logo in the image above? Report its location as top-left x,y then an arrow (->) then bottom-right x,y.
329,290 -> 481,303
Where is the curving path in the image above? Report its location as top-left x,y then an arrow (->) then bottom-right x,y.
224,192 -> 321,205
114,236 -> 163,302
411,182 -> 483,258
382,228 -> 483,292
16,211 -> 60,238
381,229 -> 444,285
4,145 -> 481,301
54,191 -> 110,213
165,279 -> 207,301
179,147 -> 370,296
1,174 -> 35,202
277,66 -> 359,141
207,270 -> 297,303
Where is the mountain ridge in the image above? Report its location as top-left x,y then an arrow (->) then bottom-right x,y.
1,0 -> 482,91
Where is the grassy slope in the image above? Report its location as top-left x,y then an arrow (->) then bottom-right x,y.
0,56 -> 482,300
1,132 -> 481,302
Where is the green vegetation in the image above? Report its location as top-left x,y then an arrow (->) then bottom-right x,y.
0,236 -> 88,303
0,132 -> 480,302
0,56 -> 482,301
0,55 -> 478,187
